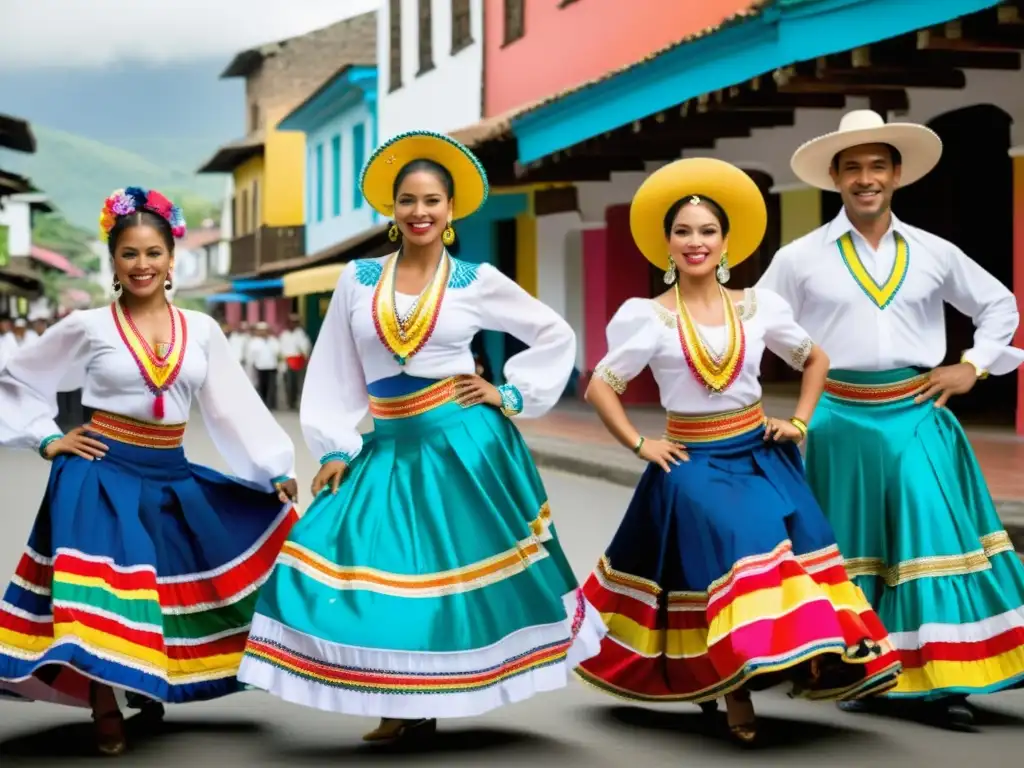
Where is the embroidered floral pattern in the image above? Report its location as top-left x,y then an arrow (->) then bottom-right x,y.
497,383 -> 524,417
354,259 -> 384,287
447,257 -> 479,288
791,338 -> 813,371
595,364 -> 628,395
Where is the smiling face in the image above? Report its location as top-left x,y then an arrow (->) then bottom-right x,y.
112,223 -> 174,299
829,143 -> 901,223
668,201 -> 726,282
394,170 -> 454,249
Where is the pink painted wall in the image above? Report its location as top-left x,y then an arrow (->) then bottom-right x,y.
261,298 -> 292,333
246,302 -> 260,324
484,0 -> 760,117
224,303 -> 242,326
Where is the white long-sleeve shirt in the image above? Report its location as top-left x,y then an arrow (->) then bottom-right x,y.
0,306 -> 296,488
758,208 -> 1024,375
594,288 -> 812,413
300,253 -> 576,463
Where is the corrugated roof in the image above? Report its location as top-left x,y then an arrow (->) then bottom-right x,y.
196,132 -> 266,174
449,1 -> 770,149
0,113 -> 36,153
221,13 -> 377,78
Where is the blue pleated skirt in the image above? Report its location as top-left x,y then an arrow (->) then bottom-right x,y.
577,404 -> 902,704
0,412 -> 296,707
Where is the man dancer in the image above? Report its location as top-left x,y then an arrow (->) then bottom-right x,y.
759,110 -> 1024,727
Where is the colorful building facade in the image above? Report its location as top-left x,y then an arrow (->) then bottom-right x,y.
459,0 -> 1024,429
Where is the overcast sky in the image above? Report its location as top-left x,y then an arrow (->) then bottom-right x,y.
0,0 -> 381,68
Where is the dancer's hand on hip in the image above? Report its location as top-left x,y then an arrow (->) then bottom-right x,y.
44,426 -> 108,461
912,363 -> 978,408
312,461 -> 348,496
638,438 -> 689,472
274,478 -> 299,504
454,374 -> 501,408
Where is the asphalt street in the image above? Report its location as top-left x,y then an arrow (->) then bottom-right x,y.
0,412 -> 1021,766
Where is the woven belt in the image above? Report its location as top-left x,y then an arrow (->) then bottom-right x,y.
88,411 -> 185,448
665,402 -> 766,444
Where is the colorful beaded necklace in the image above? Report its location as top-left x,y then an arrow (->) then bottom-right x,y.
111,301 -> 187,419
674,282 -> 745,393
372,250 -> 450,365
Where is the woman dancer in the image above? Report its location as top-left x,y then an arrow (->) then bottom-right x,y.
574,159 -> 902,744
0,187 -> 299,756
238,131 -> 605,743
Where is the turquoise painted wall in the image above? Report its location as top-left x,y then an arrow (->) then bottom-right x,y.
456,192 -> 529,381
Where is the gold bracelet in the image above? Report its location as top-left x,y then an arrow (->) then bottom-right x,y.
632,436 -> 645,455
789,418 -> 808,438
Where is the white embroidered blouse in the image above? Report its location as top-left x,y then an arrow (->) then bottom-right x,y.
300,254 -> 576,464
594,288 -> 813,414
0,306 -> 296,488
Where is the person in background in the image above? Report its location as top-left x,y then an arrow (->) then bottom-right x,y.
0,318 -> 30,367
26,317 -> 49,342
247,321 -> 281,409
279,313 -> 311,410
229,321 -> 253,383
0,316 -> 12,343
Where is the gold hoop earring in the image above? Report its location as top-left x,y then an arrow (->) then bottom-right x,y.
388,224 -> 399,242
442,223 -> 455,247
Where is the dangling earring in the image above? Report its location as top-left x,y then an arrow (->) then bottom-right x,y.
112,278 -> 121,292
442,222 -> 455,247
388,223 -> 399,242
663,259 -> 677,285
716,253 -> 731,284
165,276 -> 173,291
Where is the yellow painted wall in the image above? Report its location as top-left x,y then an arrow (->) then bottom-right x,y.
779,187 -> 822,245
515,207 -> 538,298
233,155 -> 265,235
263,105 -> 306,227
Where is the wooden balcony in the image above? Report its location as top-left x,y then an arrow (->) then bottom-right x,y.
229,226 -> 305,276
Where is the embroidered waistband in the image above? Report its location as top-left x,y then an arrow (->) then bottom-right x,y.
368,376 -> 462,420
88,411 -> 186,448
824,372 -> 927,404
665,402 -> 766,444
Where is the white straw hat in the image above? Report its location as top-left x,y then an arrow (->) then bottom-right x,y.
791,110 -> 943,191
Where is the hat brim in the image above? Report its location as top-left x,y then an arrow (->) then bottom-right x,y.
360,131 -> 489,221
630,158 -> 768,271
790,123 -> 943,191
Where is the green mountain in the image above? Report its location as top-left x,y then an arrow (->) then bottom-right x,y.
3,124 -> 225,230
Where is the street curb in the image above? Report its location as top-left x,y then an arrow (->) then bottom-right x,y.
528,446 -> 1024,555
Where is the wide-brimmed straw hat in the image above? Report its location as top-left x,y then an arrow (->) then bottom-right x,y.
360,130 -> 489,220
791,110 -> 943,191
630,157 -> 767,270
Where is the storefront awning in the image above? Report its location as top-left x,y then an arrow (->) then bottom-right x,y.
508,0 -> 1003,163
230,277 -> 283,293
282,263 -> 347,297
206,292 -> 256,304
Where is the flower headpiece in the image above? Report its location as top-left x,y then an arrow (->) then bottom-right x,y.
99,186 -> 187,243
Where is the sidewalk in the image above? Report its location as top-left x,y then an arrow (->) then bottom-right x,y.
516,395 -> 1024,554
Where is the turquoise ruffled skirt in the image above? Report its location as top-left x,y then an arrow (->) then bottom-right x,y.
805,368 -> 1024,699
238,374 -> 605,718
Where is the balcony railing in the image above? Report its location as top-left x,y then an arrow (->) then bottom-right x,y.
228,226 -> 305,275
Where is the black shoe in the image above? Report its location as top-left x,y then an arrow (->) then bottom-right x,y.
837,698 -> 872,714
943,697 -> 974,728
699,700 -> 719,717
